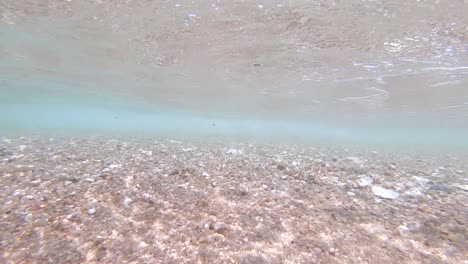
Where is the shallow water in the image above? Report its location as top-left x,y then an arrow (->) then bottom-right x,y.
1,0 -> 468,150
1,2 -> 468,263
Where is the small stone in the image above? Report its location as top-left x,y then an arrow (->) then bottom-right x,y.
347,191 -> 356,196
226,149 -> 239,155
87,208 -> 96,215
413,176 -> 430,184
83,178 -> 95,183
281,175 -> 288,180
213,222 -> 228,233
447,232 -> 463,243
439,228 -> 449,235
238,189 -> 248,196
405,188 -> 423,197
371,186 -> 399,199
453,216 -> 465,225
95,246 -> 107,261
357,176 -> 373,187
429,184 -> 452,193
141,150 -> 152,156
277,164 -> 286,170
398,224 -> 410,235
346,156 -> 364,164
202,172 -> 210,177
313,247 -> 322,255
123,197 -> 133,206
108,164 -> 121,170
29,180 -> 41,187
18,145 -> 27,151
12,190 -> 24,197
22,195 -> 34,200
14,165 -> 34,173
239,253 -> 266,263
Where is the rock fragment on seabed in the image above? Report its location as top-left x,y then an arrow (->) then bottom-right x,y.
123,197 -> 133,206
213,222 -> 228,233
87,208 -> 96,215
226,149 -> 240,155
357,175 -> 373,187
346,156 -> 364,165
429,184 -> 452,193
404,188 -> 423,197
371,186 -> 399,199
413,176 -> 430,184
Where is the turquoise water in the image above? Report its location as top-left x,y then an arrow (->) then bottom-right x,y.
2,95 -> 467,152
1,2 -> 467,152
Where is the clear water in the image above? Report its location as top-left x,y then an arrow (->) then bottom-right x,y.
1,0 -> 468,151
1,2 -> 468,263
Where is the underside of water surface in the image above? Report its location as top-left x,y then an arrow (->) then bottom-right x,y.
1,0 -> 467,151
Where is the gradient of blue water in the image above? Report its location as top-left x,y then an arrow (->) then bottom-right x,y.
1,23 -> 467,152
2,95 -> 467,151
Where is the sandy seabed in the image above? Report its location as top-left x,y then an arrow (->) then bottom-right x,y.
0,137 -> 466,263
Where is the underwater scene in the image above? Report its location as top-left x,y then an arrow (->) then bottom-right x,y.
0,1 -> 467,263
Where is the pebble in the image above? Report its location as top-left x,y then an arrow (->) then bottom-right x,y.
14,165 -> 34,173
405,188 -> 423,197
277,164 -> 286,170
346,156 -> 364,164
413,176 -> 430,184
429,184 -> 452,193
123,197 -> 133,206
397,224 -> 410,235
371,186 -> 399,199
12,189 -> 25,197
22,195 -> 34,200
447,232 -> 464,243
83,178 -> 95,183
357,176 -> 373,187
226,149 -> 239,155
18,145 -> 27,151
213,222 -> 228,233
141,150 -> 153,156
87,208 -> 96,215
108,164 -> 121,170
347,191 -> 356,196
